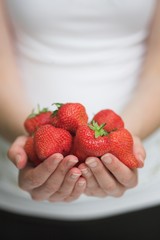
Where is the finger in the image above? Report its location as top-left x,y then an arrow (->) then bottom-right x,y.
48,167 -> 82,202
79,163 -> 109,197
19,153 -> 64,191
7,136 -> 28,169
78,163 -> 99,188
64,177 -> 86,202
86,157 -> 125,197
133,136 -> 146,167
101,153 -> 138,188
30,155 -> 78,201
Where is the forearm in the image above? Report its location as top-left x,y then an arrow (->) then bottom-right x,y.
0,0 -> 31,142
121,77 -> 160,140
121,0 -> 160,140
122,31 -> 160,139
0,62 -> 31,142
0,75 -> 31,143
0,36 -> 31,142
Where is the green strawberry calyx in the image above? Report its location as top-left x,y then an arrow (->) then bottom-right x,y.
28,104 -> 49,118
89,120 -> 109,138
51,102 -> 63,116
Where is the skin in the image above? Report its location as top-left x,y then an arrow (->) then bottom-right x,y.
1,0 -> 160,202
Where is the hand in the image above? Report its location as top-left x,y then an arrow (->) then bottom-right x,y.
7,136 -> 86,202
78,135 -> 146,198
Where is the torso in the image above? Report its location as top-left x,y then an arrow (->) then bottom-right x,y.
1,0 -> 160,220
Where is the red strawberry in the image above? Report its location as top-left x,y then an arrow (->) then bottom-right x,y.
72,120 -> 139,168
92,109 -> 124,132
50,102 -> 88,134
72,121 -> 110,162
109,128 -> 139,168
24,105 -> 52,135
34,124 -> 72,160
24,136 -> 42,166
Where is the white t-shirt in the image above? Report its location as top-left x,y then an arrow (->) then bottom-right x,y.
0,0 -> 160,220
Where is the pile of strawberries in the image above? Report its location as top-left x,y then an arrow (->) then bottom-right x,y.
24,102 -> 139,168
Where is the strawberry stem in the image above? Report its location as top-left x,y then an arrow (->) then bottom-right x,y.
89,120 -> 109,138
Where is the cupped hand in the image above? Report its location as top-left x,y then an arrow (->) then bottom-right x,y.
7,136 -> 86,202
78,135 -> 146,198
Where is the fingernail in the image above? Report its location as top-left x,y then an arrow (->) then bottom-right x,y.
101,155 -> 112,164
86,158 -> 97,168
138,154 -> 144,167
49,155 -> 63,165
81,168 -> 88,175
70,173 -> 81,179
15,154 -> 21,166
52,154 -> 63,161
78,180 -> 86,186
67,158 -> 78,166
138,154 -> 144,162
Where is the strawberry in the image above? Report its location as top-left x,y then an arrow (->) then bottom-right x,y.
24,105 -> 52,135
50,102 -> 88,134
72,120 -> 139,168
72,121 -> 110,162
92,109 -> 124,132
24,136 -> 42,166
109,128 -> 139,168
34,124 -> 72,160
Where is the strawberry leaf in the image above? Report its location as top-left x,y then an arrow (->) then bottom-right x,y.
27,104 -> 49,118
89,120 -> 109,138
51,103 -> 63,116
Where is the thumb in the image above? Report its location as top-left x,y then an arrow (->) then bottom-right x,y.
7,136 -> 28,169
133,136 -> 146,168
